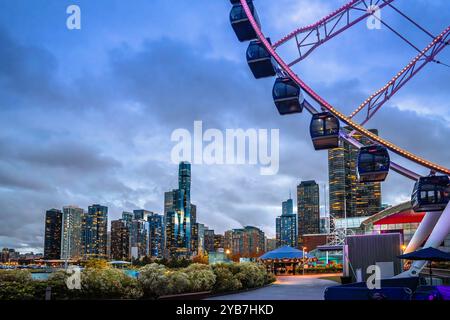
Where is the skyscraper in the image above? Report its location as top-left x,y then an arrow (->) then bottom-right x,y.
204,228 -> 215,253
297,180 -> 320,246
82,204 -> 108,258
276,197 -> 297,248
282,198 -> 294,216
44,209 -> 63,259
328,127 -> 382,219
164,162 -> 193,257
111,219 -> 130,261
128,214 -> 148,260
191,204 -> 197,225
133,209 -> 152,221
61,206 -> 83,260
214,234 -> 225,251
148,212 -> 164,258
178,161 -> 192,250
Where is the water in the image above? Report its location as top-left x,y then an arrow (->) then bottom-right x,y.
31,273 -> 51,281
30,269 -> 139,280
123,269 -> 139,278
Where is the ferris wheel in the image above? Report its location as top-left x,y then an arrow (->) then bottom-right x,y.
228,0 -> 450,278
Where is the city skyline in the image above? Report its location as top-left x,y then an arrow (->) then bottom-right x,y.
1,0 -> 449,253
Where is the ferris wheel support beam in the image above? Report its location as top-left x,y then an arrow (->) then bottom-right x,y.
274,0 -> 395,66
396,202 -> 450,278
403,211 -> 442,255
349,26 -> 450,124
240,0 -> 450,176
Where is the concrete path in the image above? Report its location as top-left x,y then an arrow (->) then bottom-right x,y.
207,274 -> 340,300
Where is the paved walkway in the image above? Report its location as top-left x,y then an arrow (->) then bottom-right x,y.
207,274 -> 340,300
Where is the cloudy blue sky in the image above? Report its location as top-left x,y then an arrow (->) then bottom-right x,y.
0,0 -> 449,253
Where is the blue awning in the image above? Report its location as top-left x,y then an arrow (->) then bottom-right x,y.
398,247 -> 450,261
259,246 -> 312,260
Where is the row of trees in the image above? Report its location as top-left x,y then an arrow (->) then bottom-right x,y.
0,262 -> 276,300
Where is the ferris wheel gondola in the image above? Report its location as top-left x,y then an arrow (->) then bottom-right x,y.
357,145 -> 391,183
229,1 -> 259,42
411,175 -> 450,212
272,77 -> 304,115
246,39 -> 277,79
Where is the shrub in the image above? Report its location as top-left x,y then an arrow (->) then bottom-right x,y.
235,263 -> 266,289
211,264 -> 242,293
138,263 -> 170,299
192,254 -> 209,265
119,272 -> 144,299
166,270 -> 191,294
46,270 -> 79,300
264,270 -> 276,284
81,267 -> 142,300
83,258 -> 109,270
183,263 -> 216,292
0,270 -> 35,300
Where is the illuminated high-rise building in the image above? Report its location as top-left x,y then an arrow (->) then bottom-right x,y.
148,212 -> 164,258
214,234 -> 225,251
129,218 -> 148,260
227,226 -> 265,258
133,209 -> 152,221
276,197 -> 297,248
82,204 -> 108,258
178,161 -> 192,250
61,206 -> 83,260
297,180 -> 320,246
164,162 -> 193,257
204,228 -> 215,253
328,127 -> 382,219
111,219 -> 130,261
44,209 -> 63,259
191,204 -> 197,225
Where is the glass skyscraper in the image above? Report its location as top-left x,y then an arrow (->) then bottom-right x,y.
164,162 -> 193,257
178,161 -> 192,250
82,204 -> 108,258
61,206 -> 83,260
148,212 -> 164,258
328,127 -> 382,219
297,180 -> 320,246
276,198 -> 297,248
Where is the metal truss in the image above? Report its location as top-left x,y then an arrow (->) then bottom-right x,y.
274,0 -> 395,66
349,26 -> 450,125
